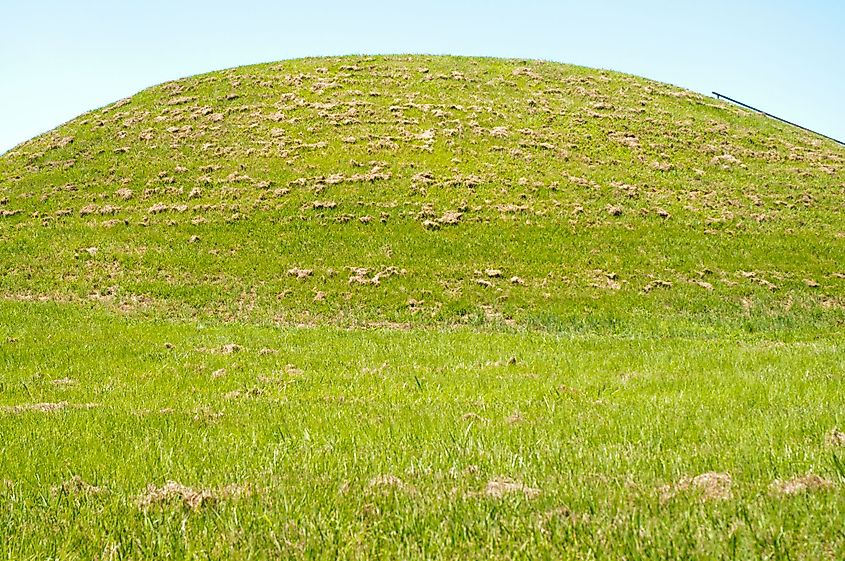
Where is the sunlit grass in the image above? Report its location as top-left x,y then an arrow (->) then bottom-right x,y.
2,55 -> 845,559
2,301 -> 845,559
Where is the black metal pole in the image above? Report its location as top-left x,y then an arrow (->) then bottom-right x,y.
713,91 -> 845,147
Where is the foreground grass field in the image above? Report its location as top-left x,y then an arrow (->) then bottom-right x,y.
2,55 -> 845,558
2,301 -> 845,559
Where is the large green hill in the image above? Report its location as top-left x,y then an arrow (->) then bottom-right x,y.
4,56 -> 845,560
2,55 -> 844,332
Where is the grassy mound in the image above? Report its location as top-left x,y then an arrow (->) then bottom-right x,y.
2,56 -> 845,559
1,55 -> 843,333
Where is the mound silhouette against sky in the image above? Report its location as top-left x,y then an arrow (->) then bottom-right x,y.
1,55 -> 843,331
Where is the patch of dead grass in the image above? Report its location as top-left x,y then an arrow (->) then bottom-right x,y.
0,401 -> 99,414
659,472 -> 732,502
826,428 -> 845,446
769,474 -> 835,496
51,475 -> 104,497
287,268 -> 313,279
138,481 -> 250,510
483,477 -> 541,499
368,474 -> 411,492
221,343 -> 242,354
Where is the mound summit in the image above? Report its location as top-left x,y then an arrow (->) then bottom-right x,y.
1,55 -> 843,332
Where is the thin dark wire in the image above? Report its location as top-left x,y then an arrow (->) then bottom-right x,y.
712,91 -> 845,147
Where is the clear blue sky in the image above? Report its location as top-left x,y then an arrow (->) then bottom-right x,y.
2,0 -> 843,153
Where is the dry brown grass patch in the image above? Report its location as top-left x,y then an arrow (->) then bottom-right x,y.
484,477 -> 541,499
368,474 -> 413,493
1,402 -> 68,413
51,475 -> 103,497
115,188 -> 133,200
221,343 -> 242,354
288,268 -> 313,279
769,474 -> 835,496
659,472 -> 732,502
827,428 -> 845,447
439,211 -> 462,225
138,481 -> 250,510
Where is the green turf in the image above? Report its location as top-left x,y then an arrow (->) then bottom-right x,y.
1,55 -> 844,331
1,55 -> 845,559
2,301 -> 845,559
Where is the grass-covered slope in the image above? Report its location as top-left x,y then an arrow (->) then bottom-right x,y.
1,55 -> 844,332
3,57 -> 845,560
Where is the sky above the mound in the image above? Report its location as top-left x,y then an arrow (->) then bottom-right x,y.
2,0 -> 843,154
